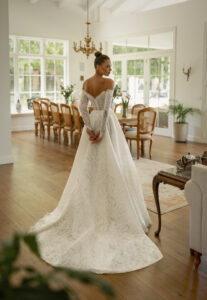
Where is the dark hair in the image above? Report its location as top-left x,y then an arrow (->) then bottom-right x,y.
94,52 -> 110,68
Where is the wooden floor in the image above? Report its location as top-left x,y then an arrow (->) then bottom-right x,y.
1,131 -> 207,300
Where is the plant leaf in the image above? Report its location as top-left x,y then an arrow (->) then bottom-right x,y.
23,234 -> 40,257
12,286 -> 70,300
55,267 -> 115,297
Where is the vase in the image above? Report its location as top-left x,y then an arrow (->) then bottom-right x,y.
16,99 -> 22,113
173,122 -> 188,142
65,97 -> 69,105
122,106 -> 127,118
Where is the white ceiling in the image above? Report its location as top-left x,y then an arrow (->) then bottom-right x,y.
28,0 -> 190,14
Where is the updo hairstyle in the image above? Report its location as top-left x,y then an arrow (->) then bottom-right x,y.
94,51 -> 110,68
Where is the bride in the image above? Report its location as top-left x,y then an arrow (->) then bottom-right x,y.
29,52 -> 162,274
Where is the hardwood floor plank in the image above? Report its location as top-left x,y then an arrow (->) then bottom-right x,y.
0,131 -> 207,299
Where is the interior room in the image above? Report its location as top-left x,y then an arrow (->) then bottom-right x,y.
0,0 -> 207,299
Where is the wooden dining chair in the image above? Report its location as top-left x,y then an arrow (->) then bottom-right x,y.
50,102 -> 64,144
32,100 -> 42,136
60,104 -> 74,146
40,100 -> 53,140
131,104 -> 146,115
126,104 -> 146,132
125,107 -> 157,159
114,103 -> 123,114
37,98 -> 51,104
71,105 -> 82,146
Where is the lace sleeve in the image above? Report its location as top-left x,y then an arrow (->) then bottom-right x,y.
100,89 -> 113,137
79,92 -> 93,131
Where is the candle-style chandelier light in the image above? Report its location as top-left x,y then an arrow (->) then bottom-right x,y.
73,0 -> 102,59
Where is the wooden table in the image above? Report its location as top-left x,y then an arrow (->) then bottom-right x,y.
153,167 -> 191,237
116,113 -> 137,125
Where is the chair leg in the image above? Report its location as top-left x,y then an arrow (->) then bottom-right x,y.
137,139 -> 140,159
130,140 -> 132,152
141,140 -> 145,157
47,125 -> 50,140
149,139 -> 152,159
42,125 -> 45,139
59,128 -> 61,144
35,123 -> 38,136
40,122 -> 43,138
70,130 -> 73,147
64,130 -> 68,145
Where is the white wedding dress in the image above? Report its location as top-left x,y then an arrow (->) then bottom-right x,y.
29,89 -> 162,274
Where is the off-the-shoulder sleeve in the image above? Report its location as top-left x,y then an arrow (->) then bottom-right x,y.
79,92 -> 93,131
100,89 -> 113,137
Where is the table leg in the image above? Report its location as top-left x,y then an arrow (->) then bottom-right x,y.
194,251 -> 202,268
153,174 -> 162,237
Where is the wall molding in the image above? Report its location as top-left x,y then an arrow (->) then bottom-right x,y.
187,135 -> 207,144
0,155 -> 13,165
12,124 -> 34,132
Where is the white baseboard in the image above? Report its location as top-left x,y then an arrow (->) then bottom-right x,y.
0,155 -> 13,165
12,125 -> 34,132
187,135 -> 207,143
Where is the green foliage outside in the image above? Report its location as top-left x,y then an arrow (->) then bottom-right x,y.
45,41 -> 64,55
0,232 -> 115,300
9,38 -> 14,53
113,45 -> 155,54
127,60 -> 144,76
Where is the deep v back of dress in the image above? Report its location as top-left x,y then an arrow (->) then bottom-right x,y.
29,89 -> 162,274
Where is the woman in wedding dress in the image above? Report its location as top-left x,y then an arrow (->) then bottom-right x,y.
29,52 -> 162,274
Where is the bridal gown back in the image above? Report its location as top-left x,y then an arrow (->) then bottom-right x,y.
30,89 -> 162,274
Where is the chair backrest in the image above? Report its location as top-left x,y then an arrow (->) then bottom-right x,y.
72,105 -> 81,131
131,104 -> 145,115
32,100 -> 41,120
37,98 -> 50,104
114,103 -> 123,114
137,107 -> 157,136
40,101 -> 50,123
60,104 -> 73,128
50,102 -> 61,125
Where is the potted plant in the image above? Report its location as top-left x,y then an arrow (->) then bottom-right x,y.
168,100 -> 201,142
60,84 -> 75,105
0,232 -> 115,300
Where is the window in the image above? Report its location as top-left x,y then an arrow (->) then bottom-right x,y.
112,30 -> 174,136
9,36 -> 68,114
113,32 -> 173,55
127,60 -> 144,104
112,61 -> 122,88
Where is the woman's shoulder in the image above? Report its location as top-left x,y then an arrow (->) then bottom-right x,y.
103,78 -> 114,90
82,78 -> 92,90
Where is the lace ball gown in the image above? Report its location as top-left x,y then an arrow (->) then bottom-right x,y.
29,89 -> 163,274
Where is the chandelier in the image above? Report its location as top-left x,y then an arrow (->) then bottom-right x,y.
73,0 -> 102,59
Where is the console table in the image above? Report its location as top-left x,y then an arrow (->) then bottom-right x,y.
153,167 -> 191,237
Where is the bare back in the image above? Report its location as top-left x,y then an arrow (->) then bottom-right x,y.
83,76 -> 114,98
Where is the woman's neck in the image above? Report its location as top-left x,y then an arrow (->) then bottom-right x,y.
94,72 -> 103,79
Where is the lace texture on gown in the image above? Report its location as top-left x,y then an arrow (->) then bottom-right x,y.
29,89 -> 163,274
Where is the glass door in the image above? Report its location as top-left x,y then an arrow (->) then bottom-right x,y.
148,55 -> 172,136
127,59 -> 145,105
112,53 -> 174,137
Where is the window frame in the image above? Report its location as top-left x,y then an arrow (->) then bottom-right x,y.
9,35 -> 69,114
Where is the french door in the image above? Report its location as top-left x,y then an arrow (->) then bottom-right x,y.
112,52 -> 174,137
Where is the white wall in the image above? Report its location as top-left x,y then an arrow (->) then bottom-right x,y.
9,0 -> 97,131
0,0 -> 13,164
94,0 -> 207,143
